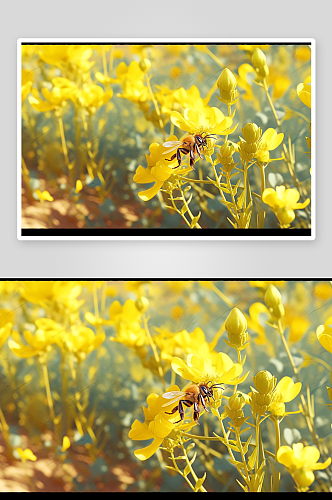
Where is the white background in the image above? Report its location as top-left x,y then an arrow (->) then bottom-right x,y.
3,0 -> 330,278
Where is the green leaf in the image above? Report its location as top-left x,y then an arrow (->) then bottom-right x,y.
165,466 -> 178,472
189,451 -> 197,465
242,435 -> 253,455
248,447 -> 257,470
190,212 -> 201,228
183,464 -> 191,477
181,205 -> 188,216
228,458 -> 246,470
186,443 -> 195,452
237,189 -> 245,209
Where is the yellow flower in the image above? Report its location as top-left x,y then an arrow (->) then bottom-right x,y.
268,376 -> 302,418
129,386 -> 195,460
56,324 -> 105,361
75,83 -> 113,115
255,128 -> 284,164
157,85 -> 210,118
114,61 -> 149,104
75,180 -> 83,194
37,45 -> 95,72
297,83 -> 311,109
314,282 -> 332,301
133,136 -> 192,201
35,190 -> 54,203
171,352 -> 246,386
19,281 -> 84,313
316,317 -> 332,354
21,69 -> 34,102
28,78 -> 75,113
170,107 -> 237,137
16,448 -> 37,463
8,318 -> 62,358
262,186 -> 310,227
277,443 -> 331,490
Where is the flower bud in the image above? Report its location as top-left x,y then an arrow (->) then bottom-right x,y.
139,58 -> 151,73
135,297 -> 149,314
252,48 -> 267,68
327,387 -> 332,402
253,370 -> 277,394
276,208 -> 296,226
225,308 -> 247,336
271,303 -> 285,320
217,68 -> 237,93
256,64 -> 269,79
292,468 -> 315,489
242,123 -> 262,143
219,142 -> 236,158
228,393 -> 246,411
264,285 -> 282,308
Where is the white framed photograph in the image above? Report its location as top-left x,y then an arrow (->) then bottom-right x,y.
18,39 -> 315,240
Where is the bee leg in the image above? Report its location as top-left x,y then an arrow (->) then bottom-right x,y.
199,394 -> 209,413
193,402 -> 200,424
165,405 -> 179,415
165,153 -> 177,162
195,142 -> 203,159
189,149 -> 196,169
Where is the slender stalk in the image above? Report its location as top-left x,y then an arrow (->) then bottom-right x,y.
272,418 -> 281,492
57,115 -> 70,174
170,450 -> 196,492
42,363 -> 55,423
178,184 -> 201,229
225,171 -> 239,226
142,313 -> 165,389
145,74 -> 166,139
180,441 -> 207,492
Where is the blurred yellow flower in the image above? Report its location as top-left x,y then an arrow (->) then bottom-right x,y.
133,136 -> 192,201
314,282 -> 332,300
56,324 -> 105,361
268,376 -> 302,418
19,281 -> 84,313
0,309 -> 14,349
21,69 -> 34,102
297,83 -> 311,109
277,443 -> 331,490
114,61 -> 149,104
38,45 -> 95,72
171,352 -> 246,386
35,189 -> 54,203
316,317 -> 332,354
75,83 -> 113,115
62,436 -> 71,452
129,385 -> 195,460
16,448 -> 37,463
8,318 -> 61,358
262,186 -> 310,227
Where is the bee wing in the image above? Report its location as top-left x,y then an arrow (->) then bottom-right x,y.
162,141 -> 183,155
161,391 -> 186,407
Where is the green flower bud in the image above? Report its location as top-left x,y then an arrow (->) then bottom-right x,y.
217,68 -> 237,93
253,370 -> 277,394
135,297 -> 149,314
252,48 -> 267,68
265,285 -> 282,308
242,123 -> 262,143
225,308 -> 247,336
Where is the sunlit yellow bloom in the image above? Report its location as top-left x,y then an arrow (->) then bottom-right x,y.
297,83 -> 311,109
113,61 -> 149,104
277,443 -> 331,491
35,189 -> 54,203
268,376 -> 302,418
255,128 -> 284,164
16,448 -> 37,463
129,385 -> 195,460
157,85 -> 210,118
38,45 -> 95,72
316,317 -> 332,354
28,78 -> 75,113
8,318 -> 62,358
56,323 -> 105,361
262,186 -> 310,228
171,352 -> 246,386
19,281 -> 84,313
75,83 -> 113,115
171,107 -> 237,137
133,136 -> 192,201
21,69 -> 34,102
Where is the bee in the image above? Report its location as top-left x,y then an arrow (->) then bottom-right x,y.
161,382 -> 224,424
162,133 -> 216,169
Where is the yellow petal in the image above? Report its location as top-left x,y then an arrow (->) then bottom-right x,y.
62,436 -> 71,452
134,437 -> 163,461
316,325 -> 332,354
129,420 -> 153,441
133,165 -> 155,184
138,181 -> 163,201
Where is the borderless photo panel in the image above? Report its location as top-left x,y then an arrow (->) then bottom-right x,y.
18,39 -> 314,240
